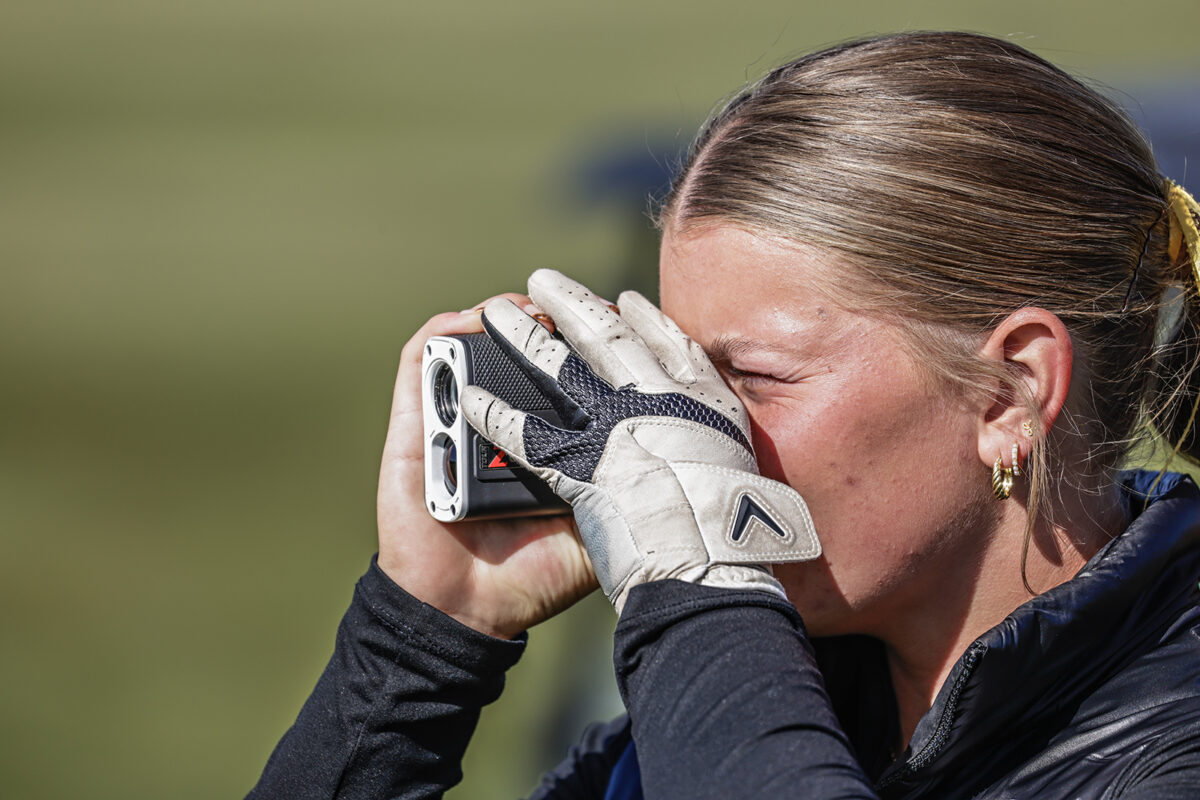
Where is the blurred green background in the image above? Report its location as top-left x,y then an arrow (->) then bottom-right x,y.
2,2 -> 1197,798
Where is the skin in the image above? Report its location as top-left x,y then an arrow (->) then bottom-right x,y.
377,223 -> 1128,749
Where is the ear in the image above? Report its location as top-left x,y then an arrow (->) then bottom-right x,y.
976,308 -> 1073,470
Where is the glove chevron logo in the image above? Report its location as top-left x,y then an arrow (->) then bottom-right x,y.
729,493 -> 788,545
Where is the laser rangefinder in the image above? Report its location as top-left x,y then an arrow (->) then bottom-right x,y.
421,333 -> 569,521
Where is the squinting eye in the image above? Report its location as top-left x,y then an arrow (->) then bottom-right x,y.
726,366 -> 779,387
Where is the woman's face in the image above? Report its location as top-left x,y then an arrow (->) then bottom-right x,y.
659,224 -> 993,637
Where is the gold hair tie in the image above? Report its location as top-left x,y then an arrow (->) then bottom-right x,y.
1144,180 -> 1200,506
1166,179 -> 1200,288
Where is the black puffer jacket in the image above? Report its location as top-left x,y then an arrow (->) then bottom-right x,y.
597,470 -> 1200,799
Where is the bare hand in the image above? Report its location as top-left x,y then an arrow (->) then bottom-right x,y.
376,295 -> 598,639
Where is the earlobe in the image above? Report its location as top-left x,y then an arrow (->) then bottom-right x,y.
975,308 -> 1073,472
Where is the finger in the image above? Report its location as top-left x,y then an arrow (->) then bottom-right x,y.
617,290 -> 715,385
460,385 -> 533,466
469,292 -> 554,333
527,269 -> 671,389
462,291 -> 532,313
480,298 -> 590,427
463,386 -> 587,495
481,298 -> 574,382
479,294 -> 555,334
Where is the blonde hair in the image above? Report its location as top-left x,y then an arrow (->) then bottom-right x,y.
658,32 -> 1200,589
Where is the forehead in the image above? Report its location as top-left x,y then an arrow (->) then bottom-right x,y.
658,224 -> 843,344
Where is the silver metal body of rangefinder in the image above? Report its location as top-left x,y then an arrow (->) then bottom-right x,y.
421,333 -> 569,521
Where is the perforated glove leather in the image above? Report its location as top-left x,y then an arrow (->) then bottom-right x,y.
460,269 -> 821,613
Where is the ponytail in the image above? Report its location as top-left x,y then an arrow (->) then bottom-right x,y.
1147,181 -> 1200,485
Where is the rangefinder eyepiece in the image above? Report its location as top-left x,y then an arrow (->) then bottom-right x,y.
421,333 -> 568,522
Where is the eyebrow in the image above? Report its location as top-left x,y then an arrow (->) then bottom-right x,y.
705,335 -> 804,364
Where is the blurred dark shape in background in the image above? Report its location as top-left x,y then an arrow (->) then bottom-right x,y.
566,132 -> 681,303
1121,82 -> 1200,196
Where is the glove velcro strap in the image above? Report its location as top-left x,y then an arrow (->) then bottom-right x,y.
669,462 -> 822,564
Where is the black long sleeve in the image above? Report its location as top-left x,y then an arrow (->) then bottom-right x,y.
245,566 -> 883,800
613,580 -> 878,799
247,557 -> 525,800
246,569 -> 881,800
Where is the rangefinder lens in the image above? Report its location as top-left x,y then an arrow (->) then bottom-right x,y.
444,442 -> 457,493
431,432 -> 457,494
432,361 -> 458,426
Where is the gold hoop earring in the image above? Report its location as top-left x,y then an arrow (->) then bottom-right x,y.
992,454 -> 1014,500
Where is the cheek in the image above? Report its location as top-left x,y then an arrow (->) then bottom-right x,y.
762,403 -> 984,634
743,396 -> 871,493
743,383 -> 976,545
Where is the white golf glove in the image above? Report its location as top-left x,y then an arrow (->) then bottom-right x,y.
461,269 -> 821,613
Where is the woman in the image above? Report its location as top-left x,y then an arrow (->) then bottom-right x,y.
249,32 -> 1200,799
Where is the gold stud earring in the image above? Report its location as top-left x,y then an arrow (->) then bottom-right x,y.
992,453 -> 1014,500
1022,420 -> 1034,437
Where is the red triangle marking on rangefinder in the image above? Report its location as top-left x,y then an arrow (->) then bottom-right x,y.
488,451 -> 510,468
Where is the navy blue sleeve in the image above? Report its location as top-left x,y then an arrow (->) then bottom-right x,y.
246,556 -> 526,800
528,716 -> 632,800
613,580 -> 878,799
